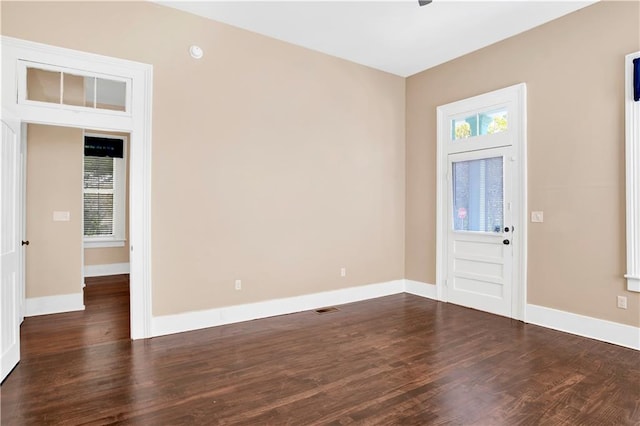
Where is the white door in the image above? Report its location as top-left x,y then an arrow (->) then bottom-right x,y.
1,116 -> 22,382
437,83 -> 526,320
446,146 -> 514,317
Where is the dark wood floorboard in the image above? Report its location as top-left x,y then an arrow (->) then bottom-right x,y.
1,275 -> 639,425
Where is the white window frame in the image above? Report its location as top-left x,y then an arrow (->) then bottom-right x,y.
83,132 -> 127,249
16,60 -> 131,115
625,51 -> 640,292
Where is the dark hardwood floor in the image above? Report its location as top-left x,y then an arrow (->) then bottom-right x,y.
1,275 -> 639,425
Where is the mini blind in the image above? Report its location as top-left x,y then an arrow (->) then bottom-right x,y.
452,157 -> 504,232
84,155 -> 115,237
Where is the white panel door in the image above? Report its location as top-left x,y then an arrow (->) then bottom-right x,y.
1,116 -> 21,382
447,147 -> 514,317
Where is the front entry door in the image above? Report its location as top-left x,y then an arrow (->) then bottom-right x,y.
447,146 -> 514,317
1,116 -> 22,382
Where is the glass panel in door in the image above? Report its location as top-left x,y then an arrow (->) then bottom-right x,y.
452,156 -> 503,232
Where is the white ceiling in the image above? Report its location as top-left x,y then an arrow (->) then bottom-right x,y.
158,0 -> 597,77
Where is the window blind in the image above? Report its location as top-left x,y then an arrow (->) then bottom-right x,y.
84,156 -> 115,236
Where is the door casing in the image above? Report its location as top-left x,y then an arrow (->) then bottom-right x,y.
1,36 -> 153,340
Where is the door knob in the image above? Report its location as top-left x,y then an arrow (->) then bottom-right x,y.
503,239 -> 510,245
21,240 -> 29,246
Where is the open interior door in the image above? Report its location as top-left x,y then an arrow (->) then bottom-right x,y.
1,114 -> 22,382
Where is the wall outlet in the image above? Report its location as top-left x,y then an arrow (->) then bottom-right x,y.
235,279 -> 242,290
53,211 -> 70,221
340,267 -> 346,277
531,211 -> 544,223
617,295 -> 627,309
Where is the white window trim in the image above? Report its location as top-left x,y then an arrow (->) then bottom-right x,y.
84,239 -> 126,249
16,60 -> 131,115
83,132 -> 127,249
625,51 -> 640,292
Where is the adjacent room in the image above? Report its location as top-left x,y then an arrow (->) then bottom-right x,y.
1,0 -> 638,424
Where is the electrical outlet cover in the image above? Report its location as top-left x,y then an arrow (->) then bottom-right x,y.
531,211 -> 544,223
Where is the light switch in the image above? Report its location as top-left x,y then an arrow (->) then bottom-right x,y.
53,211 -> 70,221
531,211 -> 544,223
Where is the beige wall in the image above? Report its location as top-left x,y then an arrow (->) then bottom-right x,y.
406,1 -> 640,326
26,124 -> 83,298
7,1 -> 637,328
27,67 -> 131,270
1,1 -> 406,316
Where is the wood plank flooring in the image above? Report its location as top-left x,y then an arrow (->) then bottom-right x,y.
1,275 -> 639,425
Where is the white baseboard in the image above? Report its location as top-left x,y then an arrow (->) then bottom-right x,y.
404,280 -> 437,299
526,304 -> 640,350
84,262 -> 130,278
152,280 -> 405,337
151,277 -> 639,351
25,292 -> 85,317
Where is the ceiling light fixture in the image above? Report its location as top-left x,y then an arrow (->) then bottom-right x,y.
189,45 -> 204,59
418,0 -> 432,6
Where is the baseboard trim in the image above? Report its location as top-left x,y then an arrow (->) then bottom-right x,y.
404,280 -> 437,300
84,262 -> 130,278
25,292 -> 85,317
149,278 -> 638,350
526,304 -> 640,350
152,280 -> 405,337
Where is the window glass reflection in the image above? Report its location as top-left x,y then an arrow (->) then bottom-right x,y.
452,156 -> 504,232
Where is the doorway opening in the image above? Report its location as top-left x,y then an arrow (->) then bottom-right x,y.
23,124 -> 131,338
1,36 -> 152,381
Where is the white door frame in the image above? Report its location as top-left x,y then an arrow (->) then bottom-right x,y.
435,83 -> 527,320
1,36 -> 153,339
19,121 -> 27,324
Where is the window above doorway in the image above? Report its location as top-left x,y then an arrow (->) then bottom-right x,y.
452,108 -> 508,141
18,61 -> 130,114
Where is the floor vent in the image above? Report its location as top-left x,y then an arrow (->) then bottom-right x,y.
315,307 -> 339,314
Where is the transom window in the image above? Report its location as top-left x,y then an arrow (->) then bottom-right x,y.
452,108 -> 508,140
19,61 -> 129,113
